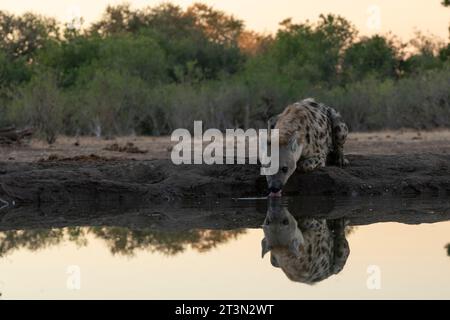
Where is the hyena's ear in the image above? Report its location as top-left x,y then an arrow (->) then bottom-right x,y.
289,134 -> 303,160
289,134 -> 298,152
270,253 -> 280,268
267,115 -> 279,145
261,238 -> 271,258
267,115 -> 279,133
288,134 -> 299,153
289,238 -> 302,258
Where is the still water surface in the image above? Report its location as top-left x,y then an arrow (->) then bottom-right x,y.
0,196 -> 449,299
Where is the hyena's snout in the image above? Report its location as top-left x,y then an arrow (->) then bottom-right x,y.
267,178 -> 283,197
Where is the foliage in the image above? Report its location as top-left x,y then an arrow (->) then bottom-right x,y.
342,35 -> 401,81
0,3 -> 449,141
11,71 -> 62,143
0,11 -> 60,60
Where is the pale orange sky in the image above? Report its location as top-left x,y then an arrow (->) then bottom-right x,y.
1,0 -> 449,41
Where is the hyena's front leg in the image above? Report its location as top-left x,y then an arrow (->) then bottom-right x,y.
327,218 -> 350,275
332,122 -> 349,167
298,155 -> 326,173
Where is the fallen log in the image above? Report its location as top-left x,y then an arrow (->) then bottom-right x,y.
0,126 -> 16,133
0,126 -> 33,144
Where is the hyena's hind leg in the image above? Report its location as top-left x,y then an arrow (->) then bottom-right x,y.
328,109 -> 349,167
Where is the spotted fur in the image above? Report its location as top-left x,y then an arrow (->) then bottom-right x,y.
262,206 -> 350,284
271,218 -> 350,284
271,98 -> 348,171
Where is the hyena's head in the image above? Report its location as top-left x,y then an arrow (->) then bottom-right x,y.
261,204 -> 304,261
266,135 -> 303,197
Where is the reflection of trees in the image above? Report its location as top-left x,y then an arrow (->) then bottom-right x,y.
90,227 -> 244,256
0,229 -> 66,257
0,227 -> 245,257
345,225 -> 357,236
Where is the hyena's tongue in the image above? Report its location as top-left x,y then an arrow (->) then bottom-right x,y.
268,191 -> 282,197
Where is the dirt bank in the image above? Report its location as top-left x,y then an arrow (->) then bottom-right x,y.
0,153 -> 449,208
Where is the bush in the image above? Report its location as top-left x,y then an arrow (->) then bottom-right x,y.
10,72 -> 62,143
69,69 -> 151,137
314,66 -> 450,130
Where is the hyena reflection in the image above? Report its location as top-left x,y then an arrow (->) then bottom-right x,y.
261,204 -> 350,284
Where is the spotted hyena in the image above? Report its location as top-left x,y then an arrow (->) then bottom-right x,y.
266,98 -> 348,197
261,204 -> 350,284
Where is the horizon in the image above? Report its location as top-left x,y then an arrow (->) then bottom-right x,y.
1,0 -> 449,41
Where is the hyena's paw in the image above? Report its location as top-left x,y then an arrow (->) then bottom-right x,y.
336,154 -> 349,168
329,146 -> 348,168
298,156 -> 326,173
343,157 -> 349,167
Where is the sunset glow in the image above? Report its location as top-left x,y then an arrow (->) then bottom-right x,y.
1,0 -> 449,40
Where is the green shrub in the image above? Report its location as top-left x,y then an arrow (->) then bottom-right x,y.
10,72 -> 62,143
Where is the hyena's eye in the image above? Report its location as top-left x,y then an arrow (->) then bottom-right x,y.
281,166 -> 288,173
282,219 -> 289,225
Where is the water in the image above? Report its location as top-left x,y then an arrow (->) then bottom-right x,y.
0,196 -> 449,299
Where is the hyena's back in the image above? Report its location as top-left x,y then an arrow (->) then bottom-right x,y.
268,98 -> 348,167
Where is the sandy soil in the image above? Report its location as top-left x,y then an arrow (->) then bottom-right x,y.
1,129 -> 450,162
347,130 -> 450,155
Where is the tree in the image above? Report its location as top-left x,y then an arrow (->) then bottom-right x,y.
90,4 -> 143,35
88,34 -> 167,85
0,11 -> 59,60
238,31 -> 273,56
402,32 -> 445,75
0,50 -> 31,87
186,3 -> 244,46
36,34 -> 101,87
342,35 -> 400,81
89,3 -> 245,81
443,0 -> 450,38
439,43 -> 450,61
268,14 -> 357,85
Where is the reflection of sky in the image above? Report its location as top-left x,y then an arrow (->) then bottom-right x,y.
1,0 -> 450,40
0,221 -> 449,299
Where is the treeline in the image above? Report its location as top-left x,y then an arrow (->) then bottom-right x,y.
0,3 -> 449,142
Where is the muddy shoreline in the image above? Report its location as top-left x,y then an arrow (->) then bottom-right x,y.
0,153 -> 449,208
0,195 -> 449,232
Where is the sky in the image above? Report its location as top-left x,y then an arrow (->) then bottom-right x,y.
0,0 -> 449,41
